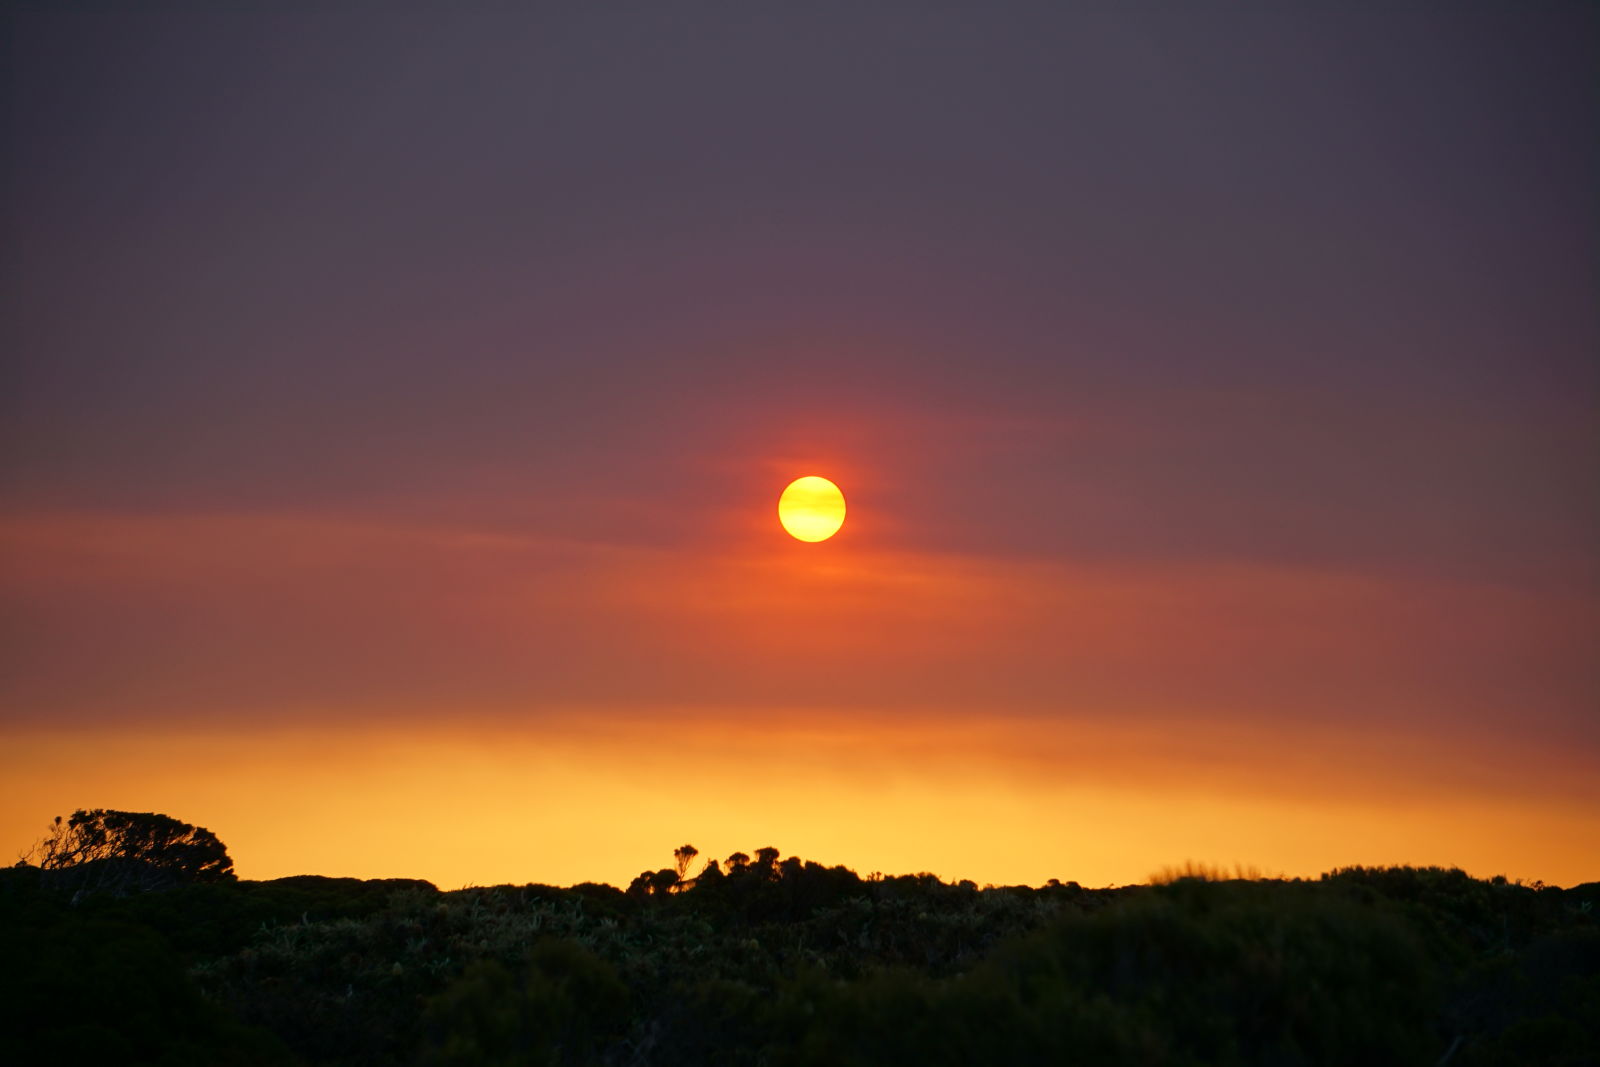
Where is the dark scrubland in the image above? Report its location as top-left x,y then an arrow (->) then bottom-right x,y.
4,841 -> 1597,1066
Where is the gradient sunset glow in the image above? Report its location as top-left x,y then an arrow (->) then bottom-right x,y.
3,5 -> 1595,891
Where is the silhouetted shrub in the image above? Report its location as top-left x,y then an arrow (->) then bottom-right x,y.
758,879 -> 1441,1066
25,809 -> 234,898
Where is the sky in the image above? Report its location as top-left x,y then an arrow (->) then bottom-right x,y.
3,2 -> 1596,888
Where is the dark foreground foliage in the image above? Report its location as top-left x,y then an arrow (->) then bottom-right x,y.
3,854 -> 1596,1065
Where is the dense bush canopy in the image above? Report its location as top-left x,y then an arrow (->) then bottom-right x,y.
3,837 -> 1596,1065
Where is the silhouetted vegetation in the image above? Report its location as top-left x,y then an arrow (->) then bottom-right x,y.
4,821 -> 1597,1064
21,808 -> 235,898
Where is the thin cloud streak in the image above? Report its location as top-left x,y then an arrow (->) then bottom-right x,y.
3,509 -> 1592,748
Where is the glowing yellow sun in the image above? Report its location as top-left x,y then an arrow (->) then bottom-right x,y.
778,476 -> 846,542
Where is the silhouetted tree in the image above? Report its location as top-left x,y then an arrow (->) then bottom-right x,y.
726,852 -> 750,876
673,844 -> 699,880
754,847 -> 780,880
626,866 -> 682,898
25,809 -> 234,897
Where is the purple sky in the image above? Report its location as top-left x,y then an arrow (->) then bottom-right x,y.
3,6 -> 1596,778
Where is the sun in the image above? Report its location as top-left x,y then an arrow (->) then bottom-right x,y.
778,476 -> 847,542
